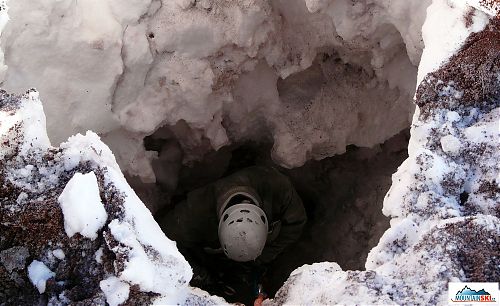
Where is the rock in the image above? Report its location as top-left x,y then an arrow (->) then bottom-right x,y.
0,246 -> 29,273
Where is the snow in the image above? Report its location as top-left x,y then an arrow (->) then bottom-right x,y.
60,132 -> 121,173
153,287 -> 229,306
107,203 -> 190,297
95,247 -> 104,264
18,90 -> 52,155
57,172 -> 108,240
0,90 -> 51,159
28,260 -> 55,294
1,0 -> 433,180
270,216 -> 500,305
0,90 -> 202,304
267,262 -> 395,305
467,0 -> 500,16
440,135 -> 461,155
99,276 -> 130,306
0,0 -> 8,82
0,110 -> 19,151
108,219 -> 165,293
52,249 -> 65,260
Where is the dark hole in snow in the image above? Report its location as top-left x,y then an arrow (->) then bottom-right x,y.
142,129 -> 409,304
236,218 -> 243,223
223,214 -> 229,222
240,209 -> 250,213
460,191 -> 469,205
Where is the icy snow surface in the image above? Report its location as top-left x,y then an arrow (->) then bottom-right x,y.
58,171 -> 108,240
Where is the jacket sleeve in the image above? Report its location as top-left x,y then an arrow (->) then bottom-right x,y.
157,198 -> 199,249
257,186 -> 307,264
157,185 -> 218,249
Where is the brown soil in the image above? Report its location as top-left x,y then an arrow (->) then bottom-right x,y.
0,93 -> 159,304
418,218 -> 500,282
416,19 -> 500,119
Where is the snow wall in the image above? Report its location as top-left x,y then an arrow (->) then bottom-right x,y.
1,0 -> 432,183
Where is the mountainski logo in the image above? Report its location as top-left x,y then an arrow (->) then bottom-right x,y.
452,286 -> 496,302
449,283 -> 500,305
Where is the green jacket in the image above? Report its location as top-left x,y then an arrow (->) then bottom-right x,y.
158,166 -> 307,264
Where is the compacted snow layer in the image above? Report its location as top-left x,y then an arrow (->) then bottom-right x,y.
0,0 -> 432,182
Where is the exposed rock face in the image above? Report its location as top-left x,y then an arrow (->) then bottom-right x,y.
265,7 -> 500,306
0,91 -> 226,305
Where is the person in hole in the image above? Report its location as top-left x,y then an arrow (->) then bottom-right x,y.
157,166 -> 307,304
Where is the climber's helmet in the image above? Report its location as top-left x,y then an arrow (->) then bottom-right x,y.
218,194 -> 268,262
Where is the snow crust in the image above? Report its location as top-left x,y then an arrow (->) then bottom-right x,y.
27,260 -> 55,294
100,276 -> 130,306
58,172 -> 108,240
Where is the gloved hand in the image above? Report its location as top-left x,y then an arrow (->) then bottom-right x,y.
254,284 -> 267,306
254,293 -> 267,306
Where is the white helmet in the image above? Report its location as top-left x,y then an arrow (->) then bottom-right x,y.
218,203 -> 268,262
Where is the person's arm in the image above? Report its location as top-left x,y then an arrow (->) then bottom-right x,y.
257,186 -> 307,264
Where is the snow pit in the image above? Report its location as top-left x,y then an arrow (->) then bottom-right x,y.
144,129 -> 409,303
1,0 -> 499,305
